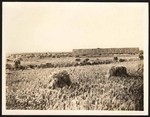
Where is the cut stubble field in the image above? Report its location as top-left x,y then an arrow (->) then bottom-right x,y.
6,60 -> 143,110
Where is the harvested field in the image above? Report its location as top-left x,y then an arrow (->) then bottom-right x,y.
6,60 -> 144,110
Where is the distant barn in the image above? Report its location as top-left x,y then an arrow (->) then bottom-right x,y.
72,48 -> 139,57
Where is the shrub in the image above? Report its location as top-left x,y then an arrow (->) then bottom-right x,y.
23,65 -> 30,70
73,62 -> 78,66
75,55 -> 80,57
119,59 -> 126,62
113,56 -> 118,62
82,54 -> 87,57
105,60 -> 112,64
39,63 -> 47,68
48,54 -> 52,57
6,64 -> 14,70
86,61 -> 92,65
66,62 -> 74,67
75,58 -> 81,62
88,61 -> 95,65
76,61 -> 83,66
139,54 -> 143,60
83,58 -> 89,63
94,59 -> 100,64
56,55 -> 60,58
52,55 -> 56,58
14,59 -> 21,69
19,65 -> 26,70
28,64 -> 35,69
40,56 -> 44,59
46,63 -> 53,68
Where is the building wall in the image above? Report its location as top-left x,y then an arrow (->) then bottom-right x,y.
72,48 -> 139,56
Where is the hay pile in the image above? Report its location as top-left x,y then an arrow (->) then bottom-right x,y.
48,70 -> 72,89
107,66 -> 128,78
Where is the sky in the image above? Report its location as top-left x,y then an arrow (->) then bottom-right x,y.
3,2 -> 148,54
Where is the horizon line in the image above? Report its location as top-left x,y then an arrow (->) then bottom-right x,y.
6,47 -> 143,55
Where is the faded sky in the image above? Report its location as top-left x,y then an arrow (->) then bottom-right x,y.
3,2 -> 148,54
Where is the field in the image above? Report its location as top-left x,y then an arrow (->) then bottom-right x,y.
6,55 -> 144,110
6,55 -> 139,69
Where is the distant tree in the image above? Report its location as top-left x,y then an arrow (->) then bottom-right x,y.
139,54 -> 143,60
82,54 -> 87,57
139,50 -> 143,55
75,58 -> 81,61
139,50 -> 144,60
119,58 -> 126,62
75,55 -> 80,57
113,56 -> 118,62
52,55 -> 56,58
84,58 -> 89,62
82,58 -> 89,65
14,59 -> 21,69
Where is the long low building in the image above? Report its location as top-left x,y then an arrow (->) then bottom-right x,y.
72,48 -> 139,56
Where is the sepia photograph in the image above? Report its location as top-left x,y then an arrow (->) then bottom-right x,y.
2,2 -> 149,115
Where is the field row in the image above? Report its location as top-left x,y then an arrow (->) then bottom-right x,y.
6,56 -> 140,71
